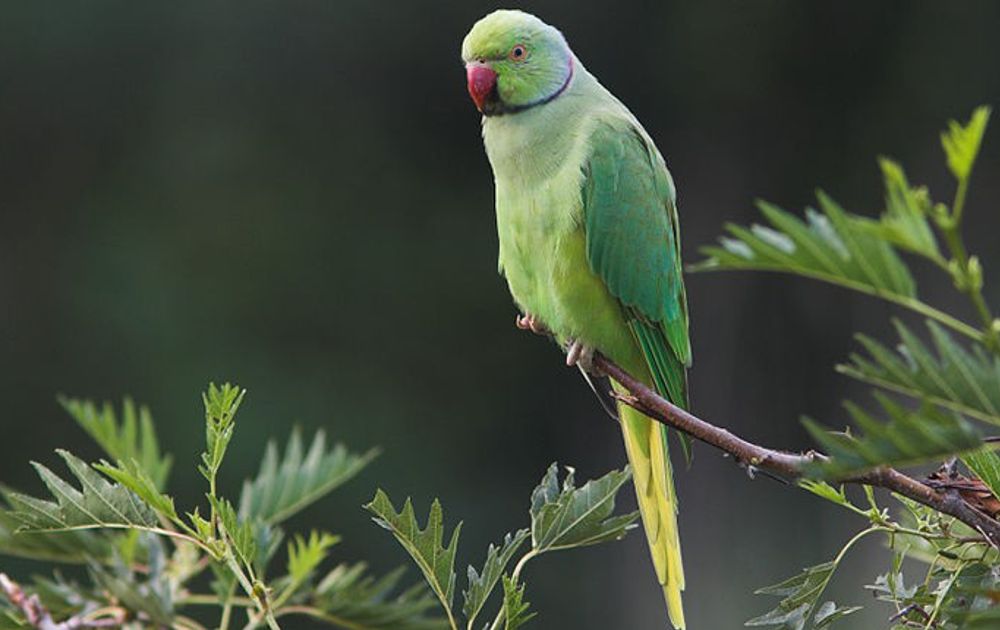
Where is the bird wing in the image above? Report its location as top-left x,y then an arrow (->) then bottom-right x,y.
581,117 -> 690,407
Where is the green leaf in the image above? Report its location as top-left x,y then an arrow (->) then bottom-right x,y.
199,382 -> 245,483
94,458 -> 178,523
865,570 -> 919,603
839,320 -> 1000,424
812,601 -> 862,628
210,496 -> 257,570
239,428 -> 378,525
365,490 -> 462,623
60,396 -> 172,490
0,534 -> 178,626
857,159 -> 941,262
797,480 -> 876,521
462,529 -> 530,628
310,563 -> 448,629
939,562 -> 1000,627
0,500 -> 112,563
746,562 -> 842,629
803,393 -> 982,478
942,106 -> 991,181
500,575 -> 535,630
187,507 -> 213,542
252,520 -> 284,578
287,530 -> 340,586
529,464 -> 639,552
695,193 -> 916,300
87,533 -> 175,626
6,450 -> 159,533
962,447 -> 1000,499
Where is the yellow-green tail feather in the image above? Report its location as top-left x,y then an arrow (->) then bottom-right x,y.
615,384 -> 685,629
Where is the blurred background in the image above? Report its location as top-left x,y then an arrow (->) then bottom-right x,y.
2,1 -> 1000,627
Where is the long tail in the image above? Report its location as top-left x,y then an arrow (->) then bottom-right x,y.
614,382 -> 685,629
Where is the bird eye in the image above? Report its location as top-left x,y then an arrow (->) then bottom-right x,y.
509,44 -> 528,61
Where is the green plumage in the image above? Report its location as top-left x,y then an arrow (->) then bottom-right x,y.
463,10 -> 691,628
583,120 -> 691,406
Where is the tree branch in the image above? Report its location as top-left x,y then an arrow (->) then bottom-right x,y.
590,353 -> 1000,547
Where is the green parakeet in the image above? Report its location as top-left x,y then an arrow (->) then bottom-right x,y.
462,10 -> 691,628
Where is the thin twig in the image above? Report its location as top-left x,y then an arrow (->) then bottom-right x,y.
587,352 -> 1000,547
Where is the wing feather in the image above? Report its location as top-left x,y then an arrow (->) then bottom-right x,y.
581,118 -> 690,407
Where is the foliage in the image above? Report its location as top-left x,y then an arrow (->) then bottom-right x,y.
463,529 -> 530,627
0,384 -> 448,630
366,492 -> 463,628
698,107 -> 1000,626
802,394 -> 982,478
745,559 -> 862,630
0,386 -> 636,630
239,428 -> 378,525
839,320 -> 1000,425
6,450 -> 161,533
59,396 -> 172,489
366,464 -> 638,630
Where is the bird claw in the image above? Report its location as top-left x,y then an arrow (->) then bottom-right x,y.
515,313 -> 549,335
565,338 -> 596,372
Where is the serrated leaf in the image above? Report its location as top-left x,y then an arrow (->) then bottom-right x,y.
865,571 -> 920,603
365,490 -> 462,622
942,106 -> 991,181
803,393 -> 982,479
0,501 -> 111,563
747,562 -> 838,630
239,428 -> 377,524
501,575 -> 535,630
310,562 -> 448,629
695,192 -> 916,301
210,496 -> 257,570
94,458 -> 178,522
839,320 -> 1000,425
962,447 -> 1000,500
462,529 -> 529,627
287,530 -> 340,585
60,396 -> 172,490
6,450 -> 159,533
857,159 -> 941,261
187,507 -> 213,542
199,382 -> 245,482
812,601 -> 861,628
529,464 -> 639,552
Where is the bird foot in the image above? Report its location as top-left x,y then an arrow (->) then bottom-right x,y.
565,338 -> 597,372
515,313 -> 549,336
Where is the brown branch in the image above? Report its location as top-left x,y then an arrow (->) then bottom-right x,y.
0,573 -> 125,630
591,353 -> 1000,547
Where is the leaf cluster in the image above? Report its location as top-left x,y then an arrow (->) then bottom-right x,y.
365,463 -> 638,630
0,386 -> 442,630
697,107 -> 1000,626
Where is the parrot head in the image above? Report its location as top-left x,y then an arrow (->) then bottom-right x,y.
461,10 -> 573,116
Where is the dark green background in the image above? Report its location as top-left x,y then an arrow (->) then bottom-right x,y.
2,2 -> 1000,627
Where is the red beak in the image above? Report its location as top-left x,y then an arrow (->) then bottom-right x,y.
466,63 -> 497,112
